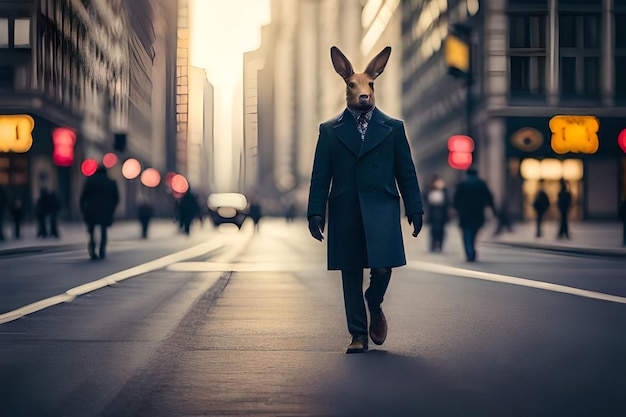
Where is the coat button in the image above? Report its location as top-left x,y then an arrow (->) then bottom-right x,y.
373,188 -> 378,192
373,165 -> 378,169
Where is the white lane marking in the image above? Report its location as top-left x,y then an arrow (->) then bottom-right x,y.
167,261 -> 324,272
408,260 -> 626,304
0,239 -> 225,325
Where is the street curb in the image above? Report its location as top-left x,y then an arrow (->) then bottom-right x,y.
489,241 -> 626,259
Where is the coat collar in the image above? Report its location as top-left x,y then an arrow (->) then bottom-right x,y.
333,108 -> 393,158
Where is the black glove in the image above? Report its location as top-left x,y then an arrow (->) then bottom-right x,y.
308,215 -> 325,242
408,213 -> 423,237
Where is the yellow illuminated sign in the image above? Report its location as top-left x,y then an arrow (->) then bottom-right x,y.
549,115 -> 599,154
0,115 -> 35,153
445,34 -> 469,74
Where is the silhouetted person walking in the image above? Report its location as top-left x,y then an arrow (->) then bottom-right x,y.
179,189 -> 199,236
453,167 -> 495,262
533,179 -> 550,238
80,165 -> 119,260
9,195 -> 24,240
425,176 -> 449,252
248,199 -> 262,232
557,179 -> 572,239
35,188 -> 50,238
0,184 -> 7,241
137,200 -> 154,239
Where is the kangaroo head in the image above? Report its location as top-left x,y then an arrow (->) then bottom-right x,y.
330,46 -> 391,112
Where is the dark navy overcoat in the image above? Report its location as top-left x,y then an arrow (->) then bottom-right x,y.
307,108 -> 423,270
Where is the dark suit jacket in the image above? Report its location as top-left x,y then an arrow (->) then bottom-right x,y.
307,108 -> 423,270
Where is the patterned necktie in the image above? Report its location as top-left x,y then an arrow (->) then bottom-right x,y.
357,113 -> 368,141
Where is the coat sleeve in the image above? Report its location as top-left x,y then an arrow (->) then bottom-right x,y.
393,121 -> 423,216
307,124 -> 332,221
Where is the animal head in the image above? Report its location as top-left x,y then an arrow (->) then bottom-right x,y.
330,46 -> 391,112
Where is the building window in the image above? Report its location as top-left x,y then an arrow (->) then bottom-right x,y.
0,19 -> 8,48
14,18 -> 30,48
509,14 -> 546,97
559,13 -> 600,99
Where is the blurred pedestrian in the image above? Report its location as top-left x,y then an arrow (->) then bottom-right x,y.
557,179 -> 572,239
453,166 -> 495,262
248,199 -> 262,232
79,165 -> 119,260
9,195 -> 24,240
137,200 -> 154,239
179,188 -> 199,236
35,188 -> 50,238
48,190 -> 60,238
307,45 -> 424,354
285,201 -> 297,223
532,179 -> 550,238
493,200 -> 513,236
0,184 -> 7,241
425,176 -> 449,252
618,195 -> 626,246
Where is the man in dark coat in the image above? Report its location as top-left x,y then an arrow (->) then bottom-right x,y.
557,179 -> 572,239
453,167 -> 495,262
307,46 -> 423,354
80,165 -> 119,259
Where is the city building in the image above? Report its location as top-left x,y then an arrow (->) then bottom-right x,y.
402,0 -> 626,220
0,0 -> 178,220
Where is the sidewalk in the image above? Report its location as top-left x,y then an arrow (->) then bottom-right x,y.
0,218 -> 185,256
486,219 -> 626,258
2,217 -> 625,258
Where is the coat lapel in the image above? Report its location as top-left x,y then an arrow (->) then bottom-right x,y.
359,108 -> 392,158
333,109 -> 361,157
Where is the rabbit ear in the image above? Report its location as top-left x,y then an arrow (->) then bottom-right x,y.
330,46 -> 354,80
364,46 -> 392,79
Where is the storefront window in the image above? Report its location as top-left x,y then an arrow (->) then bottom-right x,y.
14,18 -> 30,48
0,19 -> 8,48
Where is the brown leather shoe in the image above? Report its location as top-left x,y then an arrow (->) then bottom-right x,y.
346,335 -> 368,354
369,308 -> 387,345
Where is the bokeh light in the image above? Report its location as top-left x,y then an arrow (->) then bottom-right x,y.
171,174 -> 189,194
81,158 -> 98,176
140,168 -> 161,187
121,158 -> 142,179
103,152 -> 118,168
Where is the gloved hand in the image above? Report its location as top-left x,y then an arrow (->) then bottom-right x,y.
408,213 -> 423,237
308,215 -> 325,241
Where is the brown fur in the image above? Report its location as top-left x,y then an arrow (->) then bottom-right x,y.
330,46 -> 391,112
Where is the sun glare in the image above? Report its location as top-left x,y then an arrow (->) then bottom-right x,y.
191,0 -> 270,89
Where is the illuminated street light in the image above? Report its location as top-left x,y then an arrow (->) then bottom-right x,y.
140,168 -> 161,187
52,127 -> 76,166
0,114 -> 34,153
81,158 -> 98,176
549,115 -> 599,154
121,158 -> 142,179
102,152 -> 118,168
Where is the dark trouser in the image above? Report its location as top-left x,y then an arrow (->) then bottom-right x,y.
535,214 -> 544,237
88,223 -> 108,258
340,268 -> 392,337
557,213 -> 569,239
140,219 -> 150,238
461,227 -> 479,261
36,215 -> 47,238
49,215 -> 58,238
429,224 -> 445,251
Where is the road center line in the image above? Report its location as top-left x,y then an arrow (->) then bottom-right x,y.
0,239 -> 225,325
407,261 -> 626,304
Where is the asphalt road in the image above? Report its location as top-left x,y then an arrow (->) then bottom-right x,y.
1,218 -> 626,416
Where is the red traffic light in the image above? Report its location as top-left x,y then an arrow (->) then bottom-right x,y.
448,135 -> 474,170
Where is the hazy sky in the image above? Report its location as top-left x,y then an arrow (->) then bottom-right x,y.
191,0 -> 271,89
190,0 -> 271,192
